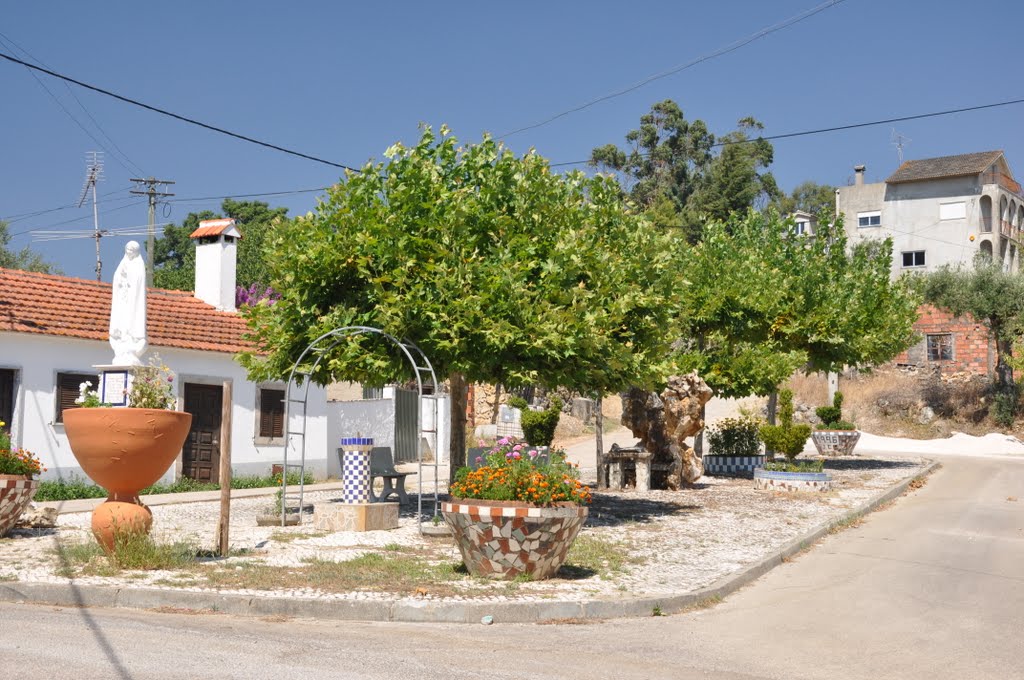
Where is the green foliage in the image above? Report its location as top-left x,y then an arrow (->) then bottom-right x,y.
758,389 -> 811,461
238,125 -> 677,400
672,210 -> 921,398
451,438 -> 590,505
824,420 -> 856,431
763,460 -> 824,473
152,199 -> 288,291
815,391 -> 845,428
128,356 -> 177,410
0,221 -> 60,274
705,416 -> 762,457
34,471 -> 314,502
508,396 -> 563,447
992,386 -> 1019,427
590,101 -> 778,242
772,181 -> 837,216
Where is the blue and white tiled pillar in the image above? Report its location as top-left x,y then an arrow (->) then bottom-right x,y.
340,437 -> 373,504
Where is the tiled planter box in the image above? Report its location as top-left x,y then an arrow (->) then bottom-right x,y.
753,468 -> 833,493
0,475 -> 39,536
441,500 -> 587,580
703,454 -> 765,478
811,430 -> 861,456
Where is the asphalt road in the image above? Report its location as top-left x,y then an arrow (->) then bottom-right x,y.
1,453 -> 1021,680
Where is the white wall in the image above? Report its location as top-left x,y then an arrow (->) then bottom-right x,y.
0,331 -> 329,483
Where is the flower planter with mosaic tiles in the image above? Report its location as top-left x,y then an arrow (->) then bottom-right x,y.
753,468 -> 834,493
811,430 -> 861,456
0,475 -> 39,536
702,454 -> 765,478
441,499 -> 587,580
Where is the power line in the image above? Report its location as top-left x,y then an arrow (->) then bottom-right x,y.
167,186 -> 331,204
10,199 -> 148,238
550,96 -> 1024,168
498,0 -> 848,139
0,33 -> 146,177
0,50 -> 359,172
1,189 -> 135,224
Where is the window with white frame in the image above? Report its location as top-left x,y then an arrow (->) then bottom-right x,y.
926,333 -> 953,361
902,250 -> 926,268
794,220 -> 809,236
857,210 -> 881,227
939,202 -> 967,220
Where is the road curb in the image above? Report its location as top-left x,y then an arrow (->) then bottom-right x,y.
0,461 -> 941,624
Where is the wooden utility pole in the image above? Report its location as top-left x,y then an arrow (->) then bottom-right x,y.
217,380 -> 233,557
595,395 -> 606,489
130,177 -> 175,287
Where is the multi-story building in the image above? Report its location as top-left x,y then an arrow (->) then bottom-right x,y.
836,151 -> 1024,374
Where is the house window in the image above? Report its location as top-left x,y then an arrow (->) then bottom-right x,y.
55,371 -> 98,423
258,387 -> 285,439
0,369 -> 15,433
794,221 -> 809,235
939,201 -> 966,220
902,251 -> 926,268
927,334 -> 953,361
857,210 -> 881,227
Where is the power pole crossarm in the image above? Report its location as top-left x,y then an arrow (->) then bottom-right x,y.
130,177 -> 175,288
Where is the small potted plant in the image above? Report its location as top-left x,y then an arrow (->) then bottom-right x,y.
63,356 -> 192,550
703,416 -> 765,477
810,391 -> 860,456
756,390 -> 832,492
0,421 -> 45,536
443,436 -> 590,580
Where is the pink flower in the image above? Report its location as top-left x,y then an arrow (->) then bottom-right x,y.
475,456 -> 483,464
512,452 -> 521,460
528,449 -> 538,459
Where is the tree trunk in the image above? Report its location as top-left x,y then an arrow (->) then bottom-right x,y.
595,394 -> 606,489
694,402 -> 707,457
449,371 -> 468,485
765,390 -> 778,462
490,384 -> 502,425
995,335 -> 1014,390
827,371 -> 839,405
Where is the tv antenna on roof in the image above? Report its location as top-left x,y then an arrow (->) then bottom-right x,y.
78,151 -> 104,281
891,128 -> 911,165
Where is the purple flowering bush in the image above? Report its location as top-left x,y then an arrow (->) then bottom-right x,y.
236,283 -> 281,308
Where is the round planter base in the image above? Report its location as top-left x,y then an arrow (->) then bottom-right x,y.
754,468 -> 833,493
0,475 -> 39,536
811,430 -> 860,456
442,500 -> 587,580
92,499 -> 153,551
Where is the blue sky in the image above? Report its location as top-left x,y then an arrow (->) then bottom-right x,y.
2,0 -> 1021,280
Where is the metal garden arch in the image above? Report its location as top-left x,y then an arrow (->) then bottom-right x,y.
279,326 -> 440,532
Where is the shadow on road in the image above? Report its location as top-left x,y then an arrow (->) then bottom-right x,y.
824,458 -> 922,472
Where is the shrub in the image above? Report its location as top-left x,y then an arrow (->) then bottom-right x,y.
759,389 -> 811,462
815,391 -> 844,428
763,460 -> 824,473
508,396 -> 563,447
706,417 -> 762,457
992,385 -> 1019,427
451,437 -> 590,505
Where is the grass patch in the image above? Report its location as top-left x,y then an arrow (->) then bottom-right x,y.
268,531 -> 327,544
0,573 -> 17,582
55,534 -> 199,577
562,534 -> 640,578
763,460 -> 825,473
35,471 -> 315,502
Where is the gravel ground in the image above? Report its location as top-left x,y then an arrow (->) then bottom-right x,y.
0,455 -> 929,603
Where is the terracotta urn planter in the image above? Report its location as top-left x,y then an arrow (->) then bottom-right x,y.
441,499 -> 587,580
0,474 -> 39,536
811,429 -> 860,456
63,408 -> 191,550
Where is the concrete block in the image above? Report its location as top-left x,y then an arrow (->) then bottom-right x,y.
313,501 -> 399,532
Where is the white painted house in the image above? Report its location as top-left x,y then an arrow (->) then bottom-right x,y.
0,219 -> 330,483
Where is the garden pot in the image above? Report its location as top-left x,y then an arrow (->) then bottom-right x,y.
753,468 -> 833,493
811,430 -> 860,456
441,499 -> 588,580
63,408 -> 192,550
702,454 -> 765,478
0,474 -> 39,536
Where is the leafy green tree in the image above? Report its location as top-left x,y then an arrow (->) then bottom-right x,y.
0,221 -> 60,274
152,199 -> 288,291
773,180 -> 838,216
239,126 -> 677,475
924,254 -> 1024,412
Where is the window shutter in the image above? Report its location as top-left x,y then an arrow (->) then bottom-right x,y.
0,369 -> 14,431
259,389 -> 285,438
56,372 -> 97,423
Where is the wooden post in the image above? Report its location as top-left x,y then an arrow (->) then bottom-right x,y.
594,395 -> 606,489
217,379 -> 233,557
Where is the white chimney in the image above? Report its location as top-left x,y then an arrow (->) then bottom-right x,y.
189,218 -> 242,312
854,164 -> 866,186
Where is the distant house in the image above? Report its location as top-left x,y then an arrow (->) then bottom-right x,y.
836,151 -> 1024,375
0,219 -> 329,483
791,210 -> 817,237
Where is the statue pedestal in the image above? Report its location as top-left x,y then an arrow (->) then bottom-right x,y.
92,364 -> 137,407
313,501 -> 399,532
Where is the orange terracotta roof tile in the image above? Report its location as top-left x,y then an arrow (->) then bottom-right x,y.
190,218 -> 242,239
0,267 -> 255,355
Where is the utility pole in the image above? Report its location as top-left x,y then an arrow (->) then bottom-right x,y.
77,152 -> 104,281
130,177 -> 175,287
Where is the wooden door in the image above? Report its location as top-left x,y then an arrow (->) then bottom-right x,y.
183,383 -> 223,483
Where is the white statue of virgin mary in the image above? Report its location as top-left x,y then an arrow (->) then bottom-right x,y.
109,240 -> 148,365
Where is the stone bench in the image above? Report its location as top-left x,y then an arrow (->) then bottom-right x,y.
369,446 -> 413,505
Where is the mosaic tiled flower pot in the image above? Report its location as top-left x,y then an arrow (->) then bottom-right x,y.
441,500 -> 588,580
753,468 -> 833,493
0,475 -> 39,536
811,430 -> 860,456
703,454 -> 765,478
63,408 -> 192,550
